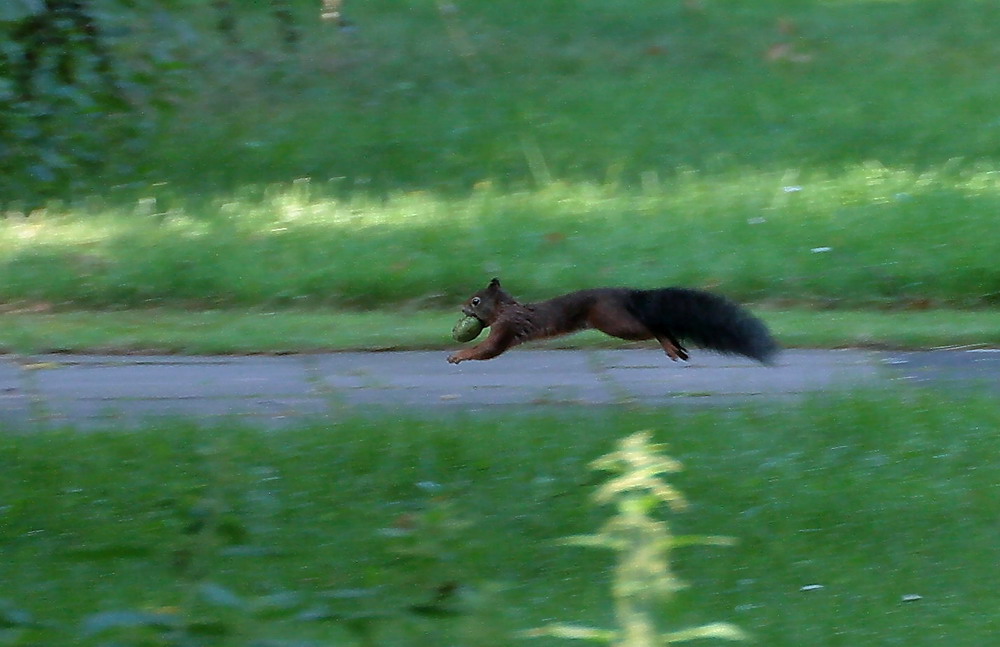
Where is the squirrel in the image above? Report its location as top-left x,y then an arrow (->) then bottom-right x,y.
447,278 -> 778,365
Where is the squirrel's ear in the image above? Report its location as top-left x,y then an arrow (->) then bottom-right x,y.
488,277 -> 501,289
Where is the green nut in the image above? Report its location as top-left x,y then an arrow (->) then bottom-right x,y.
452,315 -> 484,342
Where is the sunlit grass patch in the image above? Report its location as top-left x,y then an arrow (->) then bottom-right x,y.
3,164 -> 999,309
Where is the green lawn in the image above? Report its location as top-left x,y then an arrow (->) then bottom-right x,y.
2,390 -> 998,645
3,0 -> 1000,312
137,0 -> 1000,194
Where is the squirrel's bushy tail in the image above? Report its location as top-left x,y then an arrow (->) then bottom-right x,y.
626,288 -> 779,364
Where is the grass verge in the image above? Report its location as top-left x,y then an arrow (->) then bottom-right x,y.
0,307 -> 996,355
2,389 -> 999,645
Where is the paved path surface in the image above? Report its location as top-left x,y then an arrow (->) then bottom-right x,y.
1,348 -> 998,429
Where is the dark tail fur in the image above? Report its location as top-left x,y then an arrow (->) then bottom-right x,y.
626,288 -> 779,364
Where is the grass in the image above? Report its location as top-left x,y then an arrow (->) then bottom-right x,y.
2,389 -> 999,645
3,0 -> 1000,316
0,307 -> 997,355
135,0 -> 1000,193
3,171 -> 1000,311
0,309 -> 457,355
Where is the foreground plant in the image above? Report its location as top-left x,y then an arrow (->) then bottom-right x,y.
524,431 -> 747,646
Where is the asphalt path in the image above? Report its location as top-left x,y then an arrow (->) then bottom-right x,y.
1,348 -> 998,429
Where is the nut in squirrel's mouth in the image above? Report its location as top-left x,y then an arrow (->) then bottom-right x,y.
461,309 -> 485,324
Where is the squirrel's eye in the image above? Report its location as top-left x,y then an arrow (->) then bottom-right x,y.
471,297 -> 481,306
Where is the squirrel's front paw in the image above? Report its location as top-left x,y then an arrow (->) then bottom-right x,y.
447,353 -> 463,364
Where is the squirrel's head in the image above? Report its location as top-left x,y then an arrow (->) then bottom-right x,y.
461,278 -> 514,325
